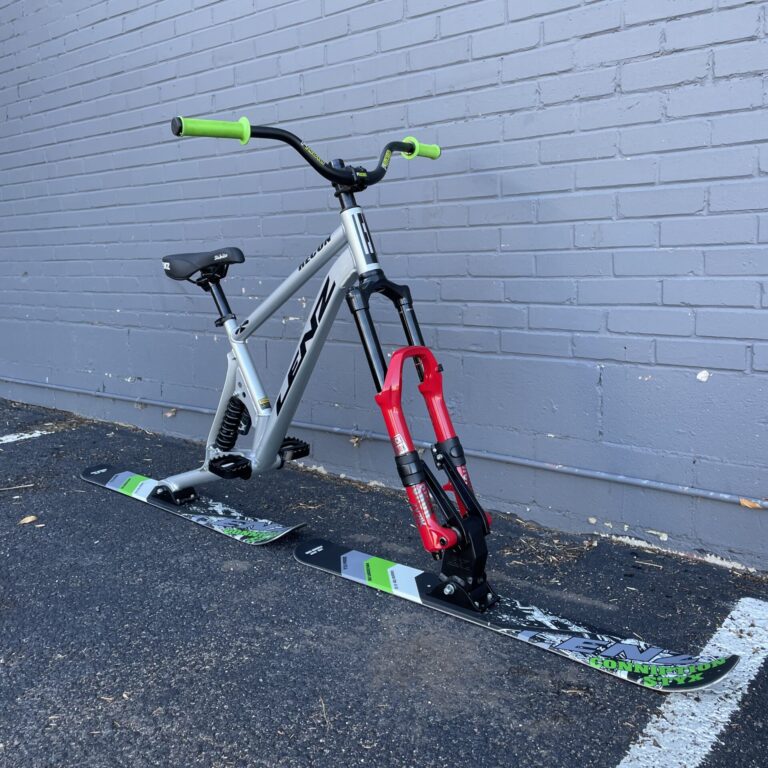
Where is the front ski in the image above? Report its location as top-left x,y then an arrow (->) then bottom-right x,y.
82,464 -> 304,545
295,538 -> 740,693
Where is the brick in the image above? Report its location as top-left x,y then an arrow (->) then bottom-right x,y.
437,327 -> 499,352
579,93 -> 663,131
501,224 -> 573,251
326,32 -> 378,64
575,220 -> 657,248
539,68 -> 616,105
409,204 -> 469,229
436,116 -> 507,148
538,193 -> 616,222
505,105 -> 577,139
662,278 -> 760,306
348,0 -> 403,32
470,141 -> 538,171
578,279 -> 661,305
666,79 -> 763,119
501,331 -> 573,357
665,5 -> 760,51
505,279 -> 577,303
656,339 -> 747,370
540,131 -> 618,163
437,173 -> 498,200
622,50 -> 709,92
574,26 -> 661,67
753,344 -> 768,370
576,157 -> 658,189
660,147 -> 755,182
409,36 -> 469,71
502,44 -> 574,82
503,166 -> 574,195
696,310 -> 768,339
437,227 -> 498,252
440,278 -> 505,302
471,20 -> 540,58
711,110 -> 768,146
405,0 -> 465,16
467,83 -> 538,117
704,249 -> 768,275
537,252 -> 613,276
439,0 -> 505,37
380,15 -> 437,51
608,308 -> 695,336
530,306 -> 603,331
618,187 -> 706,218
467,200 -> 535,225
408,92 -> 467,125
620,120 -> 710,155
710,180 -> 768,213
353,50 -> 407,81
624,0 -> 712,26
468,253 -> 535,277
660,215 -> 757,246
573,334 -> 655,363
463,304 -> 526,329
274,0 -> 321,29
715,39 -> 768,77
507,0 -> 579,21
543,2 -> 622,44
434,59 -> 499,95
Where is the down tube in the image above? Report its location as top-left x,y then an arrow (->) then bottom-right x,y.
253,251 -> 358,469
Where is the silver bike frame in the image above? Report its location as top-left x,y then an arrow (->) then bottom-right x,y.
160,206 -> 381,494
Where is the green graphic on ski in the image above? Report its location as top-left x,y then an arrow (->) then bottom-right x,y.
295,538 -> 740,693
82,464 -> 304,545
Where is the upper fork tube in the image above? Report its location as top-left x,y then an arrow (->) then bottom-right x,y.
346,286 -> 387,392
397,299 -> 426,381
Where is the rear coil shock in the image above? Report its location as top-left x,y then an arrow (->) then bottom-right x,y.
215,396 -> 246,451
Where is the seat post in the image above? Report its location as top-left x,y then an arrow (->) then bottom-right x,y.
208,280 -> 236,326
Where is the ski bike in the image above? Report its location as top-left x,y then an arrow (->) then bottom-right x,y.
82,115 -> 738,692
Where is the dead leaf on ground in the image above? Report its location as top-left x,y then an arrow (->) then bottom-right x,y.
18,515 -> 38,525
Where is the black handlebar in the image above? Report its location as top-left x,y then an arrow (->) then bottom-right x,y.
171,116 -> 440,191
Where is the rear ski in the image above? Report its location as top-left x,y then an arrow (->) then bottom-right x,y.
81,464 -> 304,545
295,538 -> 740,693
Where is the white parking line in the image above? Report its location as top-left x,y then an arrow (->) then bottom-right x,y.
0,420 -> 81,445
617,597 -> 768,768
0,428 -> 55,444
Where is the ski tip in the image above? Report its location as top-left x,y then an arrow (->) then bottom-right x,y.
81,464 -> 111,480
650,653 -> 741,694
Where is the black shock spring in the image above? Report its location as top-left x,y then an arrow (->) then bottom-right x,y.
215,396 -> 246,451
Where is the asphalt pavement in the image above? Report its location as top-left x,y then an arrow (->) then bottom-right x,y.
1,397 -> 767,768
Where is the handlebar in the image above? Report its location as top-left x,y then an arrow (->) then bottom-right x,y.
170,115 -> 441,189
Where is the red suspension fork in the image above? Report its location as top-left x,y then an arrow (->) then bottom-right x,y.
375,345 -> 489,553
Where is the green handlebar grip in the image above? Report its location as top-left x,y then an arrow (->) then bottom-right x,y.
172,116 -> 251,145
401,136 -> 441,160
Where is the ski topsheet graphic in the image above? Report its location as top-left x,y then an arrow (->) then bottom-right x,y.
82,464 -> 304,545
295,539 -> 740,693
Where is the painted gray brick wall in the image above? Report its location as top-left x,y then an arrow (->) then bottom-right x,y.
2,0 -> 768,568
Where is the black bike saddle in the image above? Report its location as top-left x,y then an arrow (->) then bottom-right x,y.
162,247 -> 245,280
